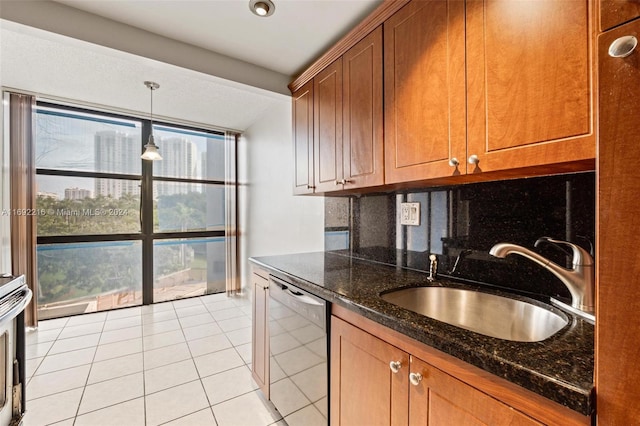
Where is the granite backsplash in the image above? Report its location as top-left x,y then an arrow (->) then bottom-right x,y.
324,172 -> 595,302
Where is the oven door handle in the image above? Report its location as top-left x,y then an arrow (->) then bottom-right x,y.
0,288 -> 32,326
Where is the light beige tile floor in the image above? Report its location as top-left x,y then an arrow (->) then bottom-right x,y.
24,293 -> 284,426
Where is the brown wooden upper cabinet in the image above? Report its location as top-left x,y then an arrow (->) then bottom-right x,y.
293,27 -> 383,194
386,0 -> 595,184
384,0 -> 467,184
342,28 -> 384,190
292,80 -> 314,195
600,0 -> 640,32
465,0 -> 595,175
314,59 -> 343,193
294,0 -> 595,191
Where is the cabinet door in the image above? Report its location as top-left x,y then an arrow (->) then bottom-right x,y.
597,17 -> 640,425
251,272 -> 269,397
314,59 -> 343,193
409,356 -> 540,425
466,0 -> 595,174
292,80 -> 314,195
331,316 -> 409,426
600,0 -> 640,32
343,26 -> 384,189
384,0 -> 466,184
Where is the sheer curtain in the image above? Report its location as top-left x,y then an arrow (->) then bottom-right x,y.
8,93 -> 38,327
225,132 -> 240,294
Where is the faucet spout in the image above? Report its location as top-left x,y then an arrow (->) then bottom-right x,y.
489,241 -> 595,316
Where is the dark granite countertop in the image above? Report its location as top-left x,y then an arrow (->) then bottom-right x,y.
249,251 -> 594,416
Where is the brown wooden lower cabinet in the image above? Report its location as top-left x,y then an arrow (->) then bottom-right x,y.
331,315 -> 409,426
251,269 -> 269,397
409,356 -> 539,426
331,305 -> 591,426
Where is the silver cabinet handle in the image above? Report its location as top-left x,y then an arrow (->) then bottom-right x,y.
468,155 -> 479,165
409,372 -> 423,386
389,361 -> 402,374
449,158 -> 459,167
609,35 -> 638,58
335,179 -> 352,185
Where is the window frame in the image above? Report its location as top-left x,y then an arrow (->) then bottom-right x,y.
34,101 -> 234,312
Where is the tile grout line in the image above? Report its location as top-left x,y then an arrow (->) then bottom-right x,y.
28,294 -> 258,426
72,308 -> 115,424
142,302 -> 194,422
26,317 -> 69,375
140,302 -> 174,426
175,296 -> 221,426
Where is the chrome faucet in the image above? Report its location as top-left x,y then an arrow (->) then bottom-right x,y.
489,237 -> 595,320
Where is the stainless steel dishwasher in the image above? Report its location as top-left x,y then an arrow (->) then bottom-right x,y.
268,275 -> 328,425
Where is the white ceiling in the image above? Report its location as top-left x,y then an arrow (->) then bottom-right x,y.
53,0 -> 383,77
0,20 -> 288,131
0,0 -> 382,132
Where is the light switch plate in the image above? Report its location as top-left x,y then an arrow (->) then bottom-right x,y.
400,202 -> 420,226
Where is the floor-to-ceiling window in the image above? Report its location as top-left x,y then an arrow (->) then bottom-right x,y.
34,102 -> 235,320
149,124 -> 228,303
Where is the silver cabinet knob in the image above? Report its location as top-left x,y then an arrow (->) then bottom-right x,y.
609,35 -> 638,58
335,179 -> 352,185
449,158 -> 459,167
389,361 -> 402,374
468,155 -> 479,165
409,372 -> 423,386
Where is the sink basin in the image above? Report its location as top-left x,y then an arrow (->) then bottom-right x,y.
381,287 -> 568,342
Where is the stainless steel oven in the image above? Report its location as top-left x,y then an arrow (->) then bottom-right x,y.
268,275 -> 328,425
0,275 -> 32,426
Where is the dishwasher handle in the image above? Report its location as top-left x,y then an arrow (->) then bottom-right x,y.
285,288 -> 323,306
270,276 -> 324,307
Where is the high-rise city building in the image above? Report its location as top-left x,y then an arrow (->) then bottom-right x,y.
93,131 -> 201,199
204,136 -> 225,181
94,130 -> 140,198
36,191 -> 59,200
155,137 -> 198,196
64,187 -> 91,200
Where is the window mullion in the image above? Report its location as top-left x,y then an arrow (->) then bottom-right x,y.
141,119 -> 155,305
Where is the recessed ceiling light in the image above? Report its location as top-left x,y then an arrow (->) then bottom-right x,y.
249,0 -> 275,17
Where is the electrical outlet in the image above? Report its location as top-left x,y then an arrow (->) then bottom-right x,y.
400,202 -> 420,226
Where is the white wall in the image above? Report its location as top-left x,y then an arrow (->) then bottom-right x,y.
238,100 -> 324,289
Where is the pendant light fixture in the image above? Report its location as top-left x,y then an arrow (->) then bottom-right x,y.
141,81 -> 162,161
249,0 -> 275,17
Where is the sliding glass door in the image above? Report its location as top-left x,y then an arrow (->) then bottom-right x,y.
34,102 -> 234,319
149,124 -> 227,303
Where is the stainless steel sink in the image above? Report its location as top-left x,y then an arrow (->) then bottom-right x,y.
381,287 -> 568,342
